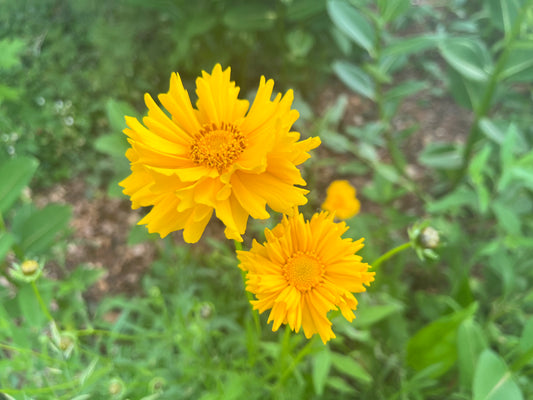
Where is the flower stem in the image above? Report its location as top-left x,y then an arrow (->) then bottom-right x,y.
31,281 -> 54,323
234,240 -> 262,337
371,242 -> 412,269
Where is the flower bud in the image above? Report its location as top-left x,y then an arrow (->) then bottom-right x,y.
21,260 -> 39,275
419,227 -> 440,249
10,259 -> 44,283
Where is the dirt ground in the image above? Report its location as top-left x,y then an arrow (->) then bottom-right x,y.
34,86 -> 471,299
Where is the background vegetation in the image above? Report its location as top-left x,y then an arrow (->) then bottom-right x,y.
1,0 -> 533,398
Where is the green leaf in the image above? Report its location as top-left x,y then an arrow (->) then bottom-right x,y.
13,204 -> 72,257
447,68 -> 485,111
312,347 -> 332,395
0,84 -> 20,104
492,199 -> 522,235
17,283 -> 47,327
383,34 -> 442,57
0,38 -> 26,70
501,41 -> 533,82
0,231 -> 14,264
286,29 -> 315,58
426,185 -> 478,214
223,4 -> 277,31
457,319 -> 488,391
469,145 -> 492,214
469,145 -> 491,185
519,318 -> 533,355
377,0 -> 410,23
330,353 -> 372,384
479,118 -> 505,144
384,80 -> 428,103
326,376 -> 357,394
473,349 -> 523,400
486,0 -> 524,37
0,157 -> 39,214
497,124 -> 520,191
440,38 -> 493,82
332,60 -> 375,100
94,132 -> 129,158
407,302 -> 478,378
354,303 -> 402,328
383,80 -> 428,118
286,0 -> 327,21
106,98 -> 138,133
418,142 -> 463,170
327,0 -> 376,55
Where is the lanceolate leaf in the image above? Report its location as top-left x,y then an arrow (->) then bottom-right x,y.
439,38 -> 493,82
332,60 -> 376,100
13,204 -> 72,257
0,157 -> 39,214
327,0 -> 376,55
473,350 -> 523,400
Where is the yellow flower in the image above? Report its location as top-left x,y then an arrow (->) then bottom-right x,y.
237,210 -> 374,344
120,65 -> 320,243
321,180 -> 360,220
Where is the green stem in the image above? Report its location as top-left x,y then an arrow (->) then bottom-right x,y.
451,0 -> 532,189
371,242 -> 412,269
0,212 -> 5,232
31,281 -> 54,323
276,336 -> 318,387
235,240 -> 262,337
74,329 -> 166,341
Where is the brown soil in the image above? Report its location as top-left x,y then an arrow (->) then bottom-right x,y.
34,180 -> 157,299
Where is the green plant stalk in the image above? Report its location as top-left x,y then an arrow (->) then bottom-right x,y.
371,242 -> 412,269
0,212 -> 5,232
0,364 -> 111,396
31,281 -> 54,323
452,0 -> 533,189
235,240 -> 262,337
371,11 -> 408,184
74,329 -> 166,341
275,335 -> 318,388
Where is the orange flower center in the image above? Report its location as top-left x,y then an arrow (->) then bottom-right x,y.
190,122 -> 246,173
283,252 -> 324,291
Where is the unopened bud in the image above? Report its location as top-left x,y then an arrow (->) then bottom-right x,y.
21,260 -> 39,276
419,227 -> 439,249
109,378 -> 125,396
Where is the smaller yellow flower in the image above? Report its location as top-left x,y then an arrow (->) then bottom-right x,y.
237,210 -> 374,344
321,180 -> 360,220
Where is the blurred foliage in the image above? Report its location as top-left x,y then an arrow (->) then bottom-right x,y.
0,0 -> 339,187
1,0 -> 533,399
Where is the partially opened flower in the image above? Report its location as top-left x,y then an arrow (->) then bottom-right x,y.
321,180 -> 360,220
120,65 -> 320,243
237,210 -> 374,343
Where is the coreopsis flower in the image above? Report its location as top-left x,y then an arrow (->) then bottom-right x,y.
120,64 -> 320,243
321,180 -> 360,220
237,210 -> 374,343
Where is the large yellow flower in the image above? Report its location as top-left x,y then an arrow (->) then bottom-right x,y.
119,65 -> 320,243
237,210 -> 374,343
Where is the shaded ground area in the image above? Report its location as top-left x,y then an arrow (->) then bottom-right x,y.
36,87 -> 471,299
35,180 -> 156,298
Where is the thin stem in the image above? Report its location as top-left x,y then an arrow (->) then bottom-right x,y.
74,329 -> 166,341
451,0 -> 532,189
235,240 -> 262,337
31,281 -> 54,323
371,242 -> 412,269
276,336 -> 318,387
